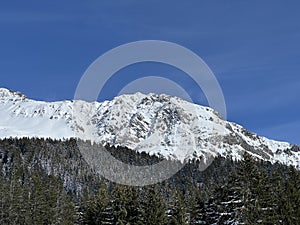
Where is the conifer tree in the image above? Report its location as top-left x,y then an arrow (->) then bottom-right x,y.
237,152 -> 260,224
254,170 -> 278,224
284,166 -> 300,224
140,186 -> 166,225
168,191 -> 188,225
112,185 -> 128,225
123,186 -> 141,225
189,190 -> 206,225
84,183 -> 113,225
217,170 -> 244,224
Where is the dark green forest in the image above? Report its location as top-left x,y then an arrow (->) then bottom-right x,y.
0,138 -> 299,224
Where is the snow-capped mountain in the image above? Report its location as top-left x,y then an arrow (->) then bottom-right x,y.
0,87 -> 299,168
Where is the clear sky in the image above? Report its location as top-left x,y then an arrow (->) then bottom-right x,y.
1,1 -> 300,144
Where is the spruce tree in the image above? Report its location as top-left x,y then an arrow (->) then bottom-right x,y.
168,191 -> 188,225
140,186 -> 166,225
237,152 -> 260,224
123,186 -> 141,224
112,185 -> 128,225
189,190 -> 206,225
84,183 -> 113,225
217,170 -> 244,224
284,166 -> 300,224
255,170 -> 278,224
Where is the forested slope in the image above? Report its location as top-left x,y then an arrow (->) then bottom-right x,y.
0,138 -> 299,224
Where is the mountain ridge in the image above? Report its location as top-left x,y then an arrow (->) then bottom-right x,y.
0,87 -> 299,168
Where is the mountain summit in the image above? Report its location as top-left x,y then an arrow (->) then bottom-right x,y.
0,88 -> 299,168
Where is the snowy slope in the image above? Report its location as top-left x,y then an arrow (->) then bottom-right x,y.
0,88 -> 299,168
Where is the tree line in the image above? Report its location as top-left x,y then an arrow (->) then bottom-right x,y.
0,138 -> 299,224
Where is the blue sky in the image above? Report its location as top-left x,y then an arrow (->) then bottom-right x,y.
0,1 -> 300,144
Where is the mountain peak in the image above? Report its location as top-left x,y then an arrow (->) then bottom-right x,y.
0,88 -> 27,101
